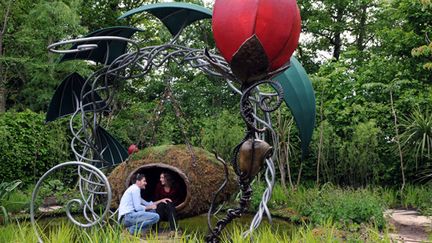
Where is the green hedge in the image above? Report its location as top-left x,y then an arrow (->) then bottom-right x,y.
0,110 -> 70,186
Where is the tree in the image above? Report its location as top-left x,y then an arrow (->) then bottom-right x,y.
298,0 -> 379,72
4,0 -> 87,112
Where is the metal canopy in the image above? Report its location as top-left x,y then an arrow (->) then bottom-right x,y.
46,73 -> 107,123
118,3 -> 212,36
275,57 -> 316,158
60,26 -> 144,64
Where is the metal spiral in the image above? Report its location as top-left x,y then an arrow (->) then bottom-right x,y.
240,80 -> 284,132
30,161 -> 112,243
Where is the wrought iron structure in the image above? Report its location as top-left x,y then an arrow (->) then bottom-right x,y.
30,2 -> 315,243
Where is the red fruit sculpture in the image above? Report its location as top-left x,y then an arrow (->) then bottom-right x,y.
127,144 -> 139,155
212,0 -> 301,84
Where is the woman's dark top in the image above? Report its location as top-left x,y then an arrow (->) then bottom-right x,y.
154,182 -> 180,206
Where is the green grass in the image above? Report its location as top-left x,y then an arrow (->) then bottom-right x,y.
400,184 -> 432,215
131,144 -> 173,159
0,219 -> 393,242
252,182 -> 432,228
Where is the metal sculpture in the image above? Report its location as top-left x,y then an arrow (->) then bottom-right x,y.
30,1 -> 315,243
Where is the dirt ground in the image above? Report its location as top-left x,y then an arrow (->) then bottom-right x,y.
385,209 -> 432,242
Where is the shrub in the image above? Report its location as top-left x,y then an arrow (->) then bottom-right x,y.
252,183 -> 385,228
308,187 -> 384,228
0,110 -> 70,186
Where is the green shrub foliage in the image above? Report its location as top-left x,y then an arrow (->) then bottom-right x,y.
0,110 -> 70,186
252,183 -> 385,228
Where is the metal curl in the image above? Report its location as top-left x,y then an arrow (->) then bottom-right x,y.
65,199 -> 85,226
48,36 -> 138,55
258,82 -> 284,113
240,80 -> 284,132
30,161 -> 112,243
203,48 -> 238,82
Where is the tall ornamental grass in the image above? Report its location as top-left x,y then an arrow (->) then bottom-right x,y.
0,220 -> 392,242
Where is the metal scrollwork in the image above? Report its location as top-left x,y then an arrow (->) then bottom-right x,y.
30,162 -> 112,243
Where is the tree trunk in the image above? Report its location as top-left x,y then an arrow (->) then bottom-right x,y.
390,90 -> 405,192
356,3 -> 368,51
0,0 -> 13,113
296,159 -> 303,187
0,87 -> 6,113
332,7 -> 344,60
277,146 -> 287,190
285,142 -> 294,189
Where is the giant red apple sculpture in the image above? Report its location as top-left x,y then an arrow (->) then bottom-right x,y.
212,0 -> 301,84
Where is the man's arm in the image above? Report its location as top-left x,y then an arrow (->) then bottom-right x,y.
141,198 -> 153,206
132,187 -> 146,211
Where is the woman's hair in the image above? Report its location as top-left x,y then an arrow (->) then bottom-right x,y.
134,173 -> 146,183
162,172 -> 174,187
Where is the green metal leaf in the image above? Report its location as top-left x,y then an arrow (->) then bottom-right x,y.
60,26 -> 144,64
94,126 -> 128,168
46,73 -> 108,123
274,57 -> 316,158
118,3 -> 212,36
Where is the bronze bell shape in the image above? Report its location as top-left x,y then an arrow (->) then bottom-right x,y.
238,139 -> 273,180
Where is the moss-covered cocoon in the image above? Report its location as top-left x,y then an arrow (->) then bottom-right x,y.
108,145 -> 238,217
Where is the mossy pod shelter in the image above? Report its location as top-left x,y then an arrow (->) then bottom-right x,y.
108,145 -> 237,217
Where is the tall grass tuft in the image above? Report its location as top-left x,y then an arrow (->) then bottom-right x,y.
401,184 -> 432,214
